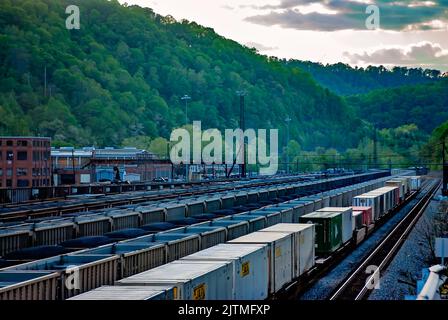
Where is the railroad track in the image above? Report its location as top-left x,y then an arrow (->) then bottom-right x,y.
329,179 -> 441,301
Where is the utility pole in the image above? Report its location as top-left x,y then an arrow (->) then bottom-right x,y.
237,91 -> 246,178
71,148 -> 76,185
373,127 -> 378,169
44,65 -> 47,98
285,117 -> 291,175
443,138 -> 448,196
181,95 -> 191,182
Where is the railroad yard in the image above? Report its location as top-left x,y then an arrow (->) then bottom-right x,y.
1,169 -> 445,301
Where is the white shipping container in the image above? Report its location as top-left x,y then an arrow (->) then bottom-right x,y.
117,260 -> 233,300
317,207 -> 353,244
260,224 -> 315,277
409,176 -> 422,191
353,195 -> 379,221
68,285 -> 174,300
228,231 -> 293,293
181,243 -> 269,300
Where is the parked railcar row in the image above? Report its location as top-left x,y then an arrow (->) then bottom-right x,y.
0,171 -> 389,258
0,172 -> 390,223
67,176 -> 423,301
0,174 -> 417,300
0,173 -> 343,218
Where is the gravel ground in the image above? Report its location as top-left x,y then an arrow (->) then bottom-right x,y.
368,189 -> 442,300
299,189 -> 429,300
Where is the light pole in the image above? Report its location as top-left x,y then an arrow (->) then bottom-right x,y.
181,95 -> 191,126
236,90 -> 246,178
285,117 -> 291,175
181,95 -> 191,182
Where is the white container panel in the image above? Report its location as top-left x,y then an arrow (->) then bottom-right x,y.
181,243 -> 269,300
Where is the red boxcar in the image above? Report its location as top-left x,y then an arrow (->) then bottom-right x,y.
351,206 -> 372,226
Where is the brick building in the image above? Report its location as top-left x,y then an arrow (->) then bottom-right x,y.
0,137 -> 51,188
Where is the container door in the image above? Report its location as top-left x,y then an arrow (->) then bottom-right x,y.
273,238 -> 293,292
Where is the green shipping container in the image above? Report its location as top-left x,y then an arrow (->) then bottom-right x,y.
299,211 -> 342,254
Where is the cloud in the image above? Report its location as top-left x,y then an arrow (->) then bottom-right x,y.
245,41 -> 278,51
221,4 -> 235,11
343,42 -> 448,70
244,0 -> 448,31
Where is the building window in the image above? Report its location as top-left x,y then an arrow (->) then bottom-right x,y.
17,168 -> 28,176
7,151 -> 13,161
17,140 -> 28,147
0,169 -> 2,176
17,151 -> 27,161
6,140 -> 13,147
0,151 -> 2,160
6,179 -> 12,187
17,180 -> 29,187
6,169 -> 12,177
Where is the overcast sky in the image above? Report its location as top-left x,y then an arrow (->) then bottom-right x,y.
120,0 -> 448,71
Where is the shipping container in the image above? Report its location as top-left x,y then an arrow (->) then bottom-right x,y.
351,206 -> 372,226
117,260 -> 233,300
228,231 -> 293,293
299,211 -> 343,254
260,224 -> 315,278
385,180 -> 406,201
0,270 -> 59,300
68,285 -> 175,300
181,243 -> 269,300
317,207 -> 353,244
409,176 -> 422,191
353,194 -> 381,221
352,211 -> 364,230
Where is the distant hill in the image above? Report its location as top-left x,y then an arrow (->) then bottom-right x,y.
346,79 -> 448,134
285,61 -> 443,95
0,0 -> 365,149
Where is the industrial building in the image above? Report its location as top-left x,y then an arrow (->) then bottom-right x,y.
51,147 -> 172,185
0,136 -> 51,188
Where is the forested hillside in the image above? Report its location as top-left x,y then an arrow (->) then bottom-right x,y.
286,61 -> 443,96
346,79 -> 448,134
0,0 -> 365,149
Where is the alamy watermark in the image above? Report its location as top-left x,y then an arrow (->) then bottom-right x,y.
66,5 -> 80,30
65,266 -> 80,290
365,265 -> 381,290
170,121 -> 279,175
365,5 -> 380,30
